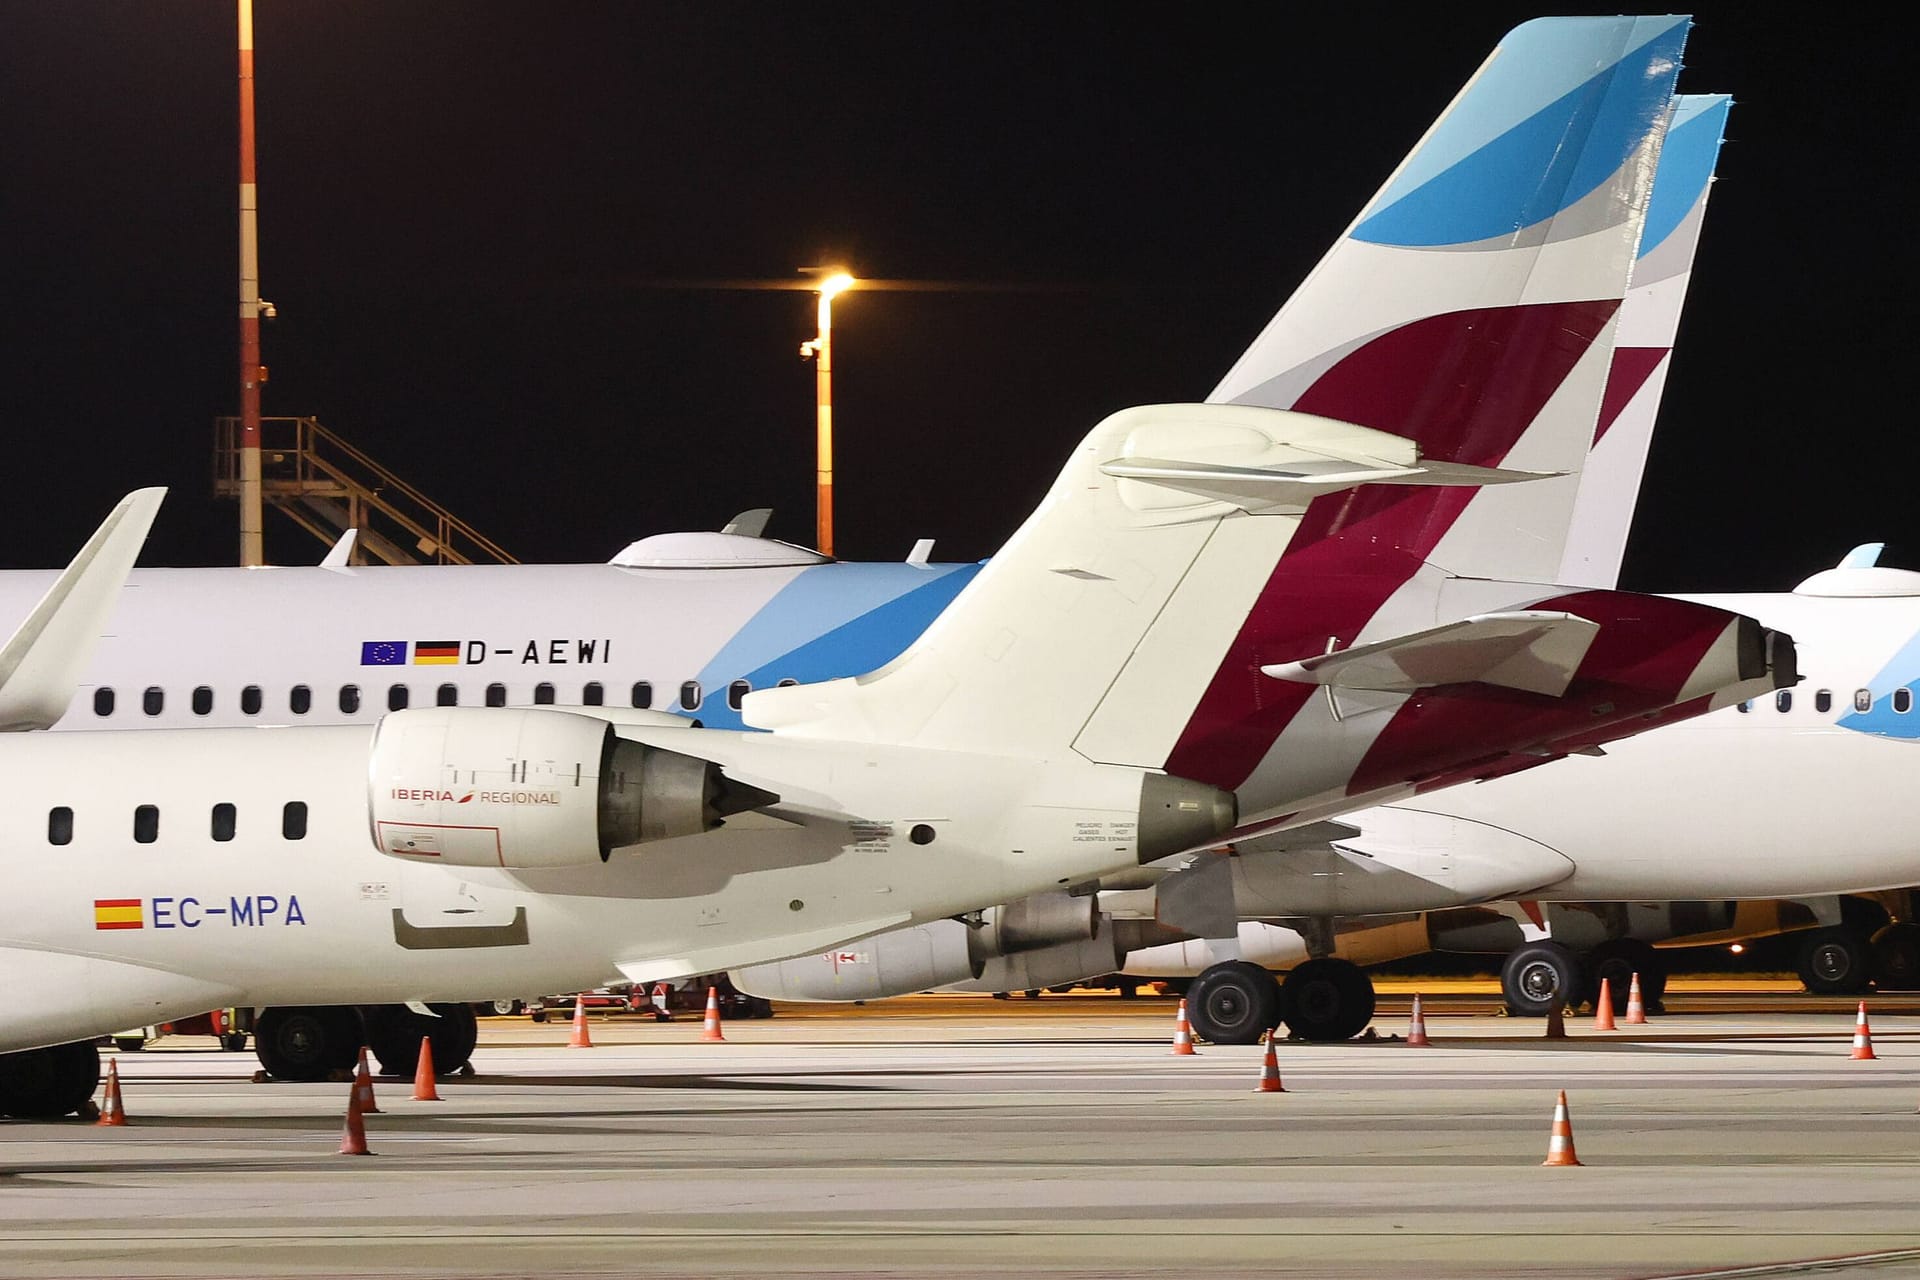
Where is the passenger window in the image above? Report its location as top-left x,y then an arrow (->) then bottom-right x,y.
133,805 -> 159,844
1897,689 -> 1913,714
339,684 -> 361,714
283,801 -> 308,840
241,685 -> 262,715
1856,689 -> 1873,712
211,803 -> 236,842
680,680 -> 703,711
1815,689 -> 1833,714
534,682 -> 556,705
388,684 -> 410,711
631,681 -> 653,710
1736,701 -> 1750,714
192,686 -> 213,716
48,807 -> 73,845
1775,690 -> 1792,713
93,687 -> 114,716
437,683 -> 459,707
485,683 -> 506,707
582,682 -> 604,706
290,684 -> 312,715
143,686 -> 164,716
728,679 -> 750,711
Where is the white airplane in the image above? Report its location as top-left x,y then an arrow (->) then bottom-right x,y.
0,15 -> 1788,1116
729,82 -> 1920,1039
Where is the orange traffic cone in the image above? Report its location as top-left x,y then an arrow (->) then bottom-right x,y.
1541,1090 -> 1581,1166
700,986 -> 727,1042
338,1083 -> 372,1156
1170,998 -> 1197,1055
1406,994 -> 1431,1047
1851,1001 -> 1878,1060
1623,973 -> 1648,1025
97,1058 -> 128,1127
412,1035 -> 441,1101
353,1045 -> 380,1114
1253,1030 -> 1285,1092
568,994 -> 593,1049
1544,1003 -> 1567,1040
1593,978 -> 1617,1032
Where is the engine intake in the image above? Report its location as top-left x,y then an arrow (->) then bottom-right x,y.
368,707 -> 776,868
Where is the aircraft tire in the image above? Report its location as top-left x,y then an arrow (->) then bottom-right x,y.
364,1003 -> 479,1077
255,1006 -> 362,1082
1871,923 -> 1920,990
1187,961 -> 1283,1044
0,1042 -> 101,1119
1280,958 -> 1374,1042
1501,940 -> 1581,1017
1584,938 -> 1666,1013
1798,925 -> 1875,995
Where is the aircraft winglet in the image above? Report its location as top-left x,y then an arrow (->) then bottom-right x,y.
0,487 -> 165,731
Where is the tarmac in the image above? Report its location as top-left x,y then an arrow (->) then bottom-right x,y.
5,990 -> 1920,1279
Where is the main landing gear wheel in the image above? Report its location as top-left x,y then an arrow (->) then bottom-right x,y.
364,1003 -> 479,1077
1585,938 -> 1666,1013
1186,961 -> 1285,1045
1871,923 -> 1920,991
0,1042 -> 101,1118
1501,940 -> 1581,1017
1797,926 -> 1875,995
1280,958 -> 1375,1042
254,1006 -> 363,1081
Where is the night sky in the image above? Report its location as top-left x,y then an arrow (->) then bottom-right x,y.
0,4 -> 1909,592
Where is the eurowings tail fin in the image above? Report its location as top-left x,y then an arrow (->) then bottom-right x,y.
1557,93 -> 1732,587
746,18 -> 1695,767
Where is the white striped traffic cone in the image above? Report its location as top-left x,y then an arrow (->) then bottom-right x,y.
1541,1090 -> 1581,1167
1623,973 -> 1647,1025
1170,998 -> 1197,1055
701,986 -> 727,1042
1406,993 -> 1431,1046
1852,1001 -> 1878,1060
1253,1030 -> 1284,1092
353,1045 -> 379,1113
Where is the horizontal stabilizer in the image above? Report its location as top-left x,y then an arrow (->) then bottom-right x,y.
1261,610 -> 1600,697
1099,453 -> 1554,514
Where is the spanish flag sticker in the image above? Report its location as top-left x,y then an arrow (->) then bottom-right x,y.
94,898 -> 144,930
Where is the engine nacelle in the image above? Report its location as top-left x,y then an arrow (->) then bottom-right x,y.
731,920 -> 979,1001
969,891 -> 1098,959
368,707 -> 774,869
948,933 -> 1124,994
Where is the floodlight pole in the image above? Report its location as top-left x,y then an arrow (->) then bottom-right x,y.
236,0 -> 265,565
800,272 -> 854,558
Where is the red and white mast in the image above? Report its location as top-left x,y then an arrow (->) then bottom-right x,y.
236,0 -> 264,565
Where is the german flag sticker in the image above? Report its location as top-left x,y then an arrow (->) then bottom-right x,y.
94,898 -> 144,930
413,641 -> 461,665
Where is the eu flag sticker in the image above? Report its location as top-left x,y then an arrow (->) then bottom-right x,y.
360,640 -> 407,666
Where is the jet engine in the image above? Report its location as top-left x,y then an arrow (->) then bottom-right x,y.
732,892 -> 1110,1000
368,707 -> 776,868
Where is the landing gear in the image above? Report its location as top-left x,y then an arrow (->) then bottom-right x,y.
1281,958 -> 1375,1042
0,1042 -> 101,1119
254,1006 -> 362,1081
1501,940 -> 1581,1017
1798,925 -> 1875,995
363,1003 -> 479,1077
1872,923 -> 1920,991
1186,961 -> 1285,1044
1585,938 -> 1666,1013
